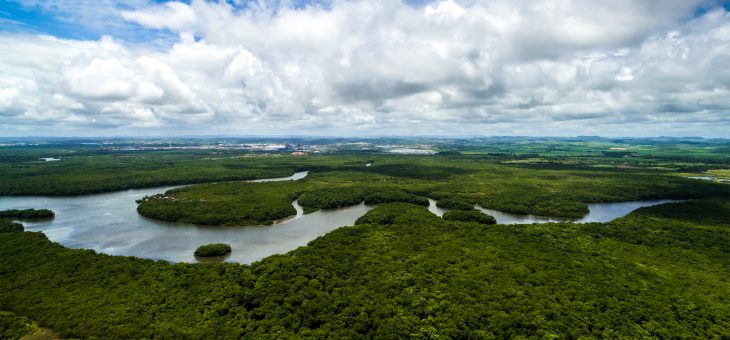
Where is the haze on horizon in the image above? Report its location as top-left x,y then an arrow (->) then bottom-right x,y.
1,0 -> 730,138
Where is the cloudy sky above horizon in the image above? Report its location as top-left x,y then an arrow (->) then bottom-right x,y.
1,0 -> 730,137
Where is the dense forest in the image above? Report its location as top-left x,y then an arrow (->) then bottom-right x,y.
194,243 -> 233,257
0,219 -> 23,234
0,311 -> 34,339
1,142 -> 729,337
0,199 -> 729,338
136,157 -> 730,226
442,210 -> 497,224
0,209 -> 54,219
0,152 -> 301,196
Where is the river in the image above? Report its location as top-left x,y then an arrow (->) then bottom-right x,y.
0,171 -> 676,264
0,171 -> 374,264
427,199 -> 677,224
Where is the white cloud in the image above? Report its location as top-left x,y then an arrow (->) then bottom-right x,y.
1,0 -> 730,136
120,2 -> 197,31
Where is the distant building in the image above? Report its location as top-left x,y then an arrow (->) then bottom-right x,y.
291,152 -> 307,156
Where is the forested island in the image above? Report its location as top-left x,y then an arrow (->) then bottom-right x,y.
0,209 -> 54,219
0,137 -> 729,338
194,243 -> 232,257
134,156 -> 724,226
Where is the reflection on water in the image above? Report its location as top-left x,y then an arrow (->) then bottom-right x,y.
0,172 -> 375,264
427,199 -> 448,217
430,199 -> 677,224
0,189 -> 371,264
249,171 -> 308,182
0,171 -> 675,264
272,200 -> 304,224
388,148 -> 436,155
473,205 -> 564,224
195,253 -> 232,263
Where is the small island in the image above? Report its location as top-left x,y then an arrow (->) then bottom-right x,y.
194,243 -> 232,257
0,209 -> 55,219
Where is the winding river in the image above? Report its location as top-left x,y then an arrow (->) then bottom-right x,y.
427,199 -> 677,224
0,171 -> 675,264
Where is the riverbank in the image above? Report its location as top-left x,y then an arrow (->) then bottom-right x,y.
1,199 -> 728,338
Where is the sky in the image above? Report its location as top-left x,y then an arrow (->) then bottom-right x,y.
1,1 -> 730,137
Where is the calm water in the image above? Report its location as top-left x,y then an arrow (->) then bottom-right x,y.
0,171 -> 368,264
428,199 -> 676,224
388,148 -> 436,155
249,171 -> 309,182
0,171 -> 674,264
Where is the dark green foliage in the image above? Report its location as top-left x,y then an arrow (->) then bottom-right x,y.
3,143 -> 730,336
0,311 -> 34,340
298,187 -> 428,210
531,196 -> 589,217
355,203 -> 439,226
0,152 -> 299,196
0,209 -> 54,219
194,243 -> 232,257
436,150 -> 461,156
298,188 -> 365,209
3,148 -> 730,221
362,189 -> 429,206
364,163 -> 472,180
436,197 -> 474,210
0,220 -> 23,233
478,190 -> 590,218
2,199 -> 730,338
628,198 -> 730,227
137,182 -> 300,226
442,210 -> 496,224
141,154 -> 730,225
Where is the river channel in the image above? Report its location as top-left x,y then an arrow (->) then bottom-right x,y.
0,171 -> 675,264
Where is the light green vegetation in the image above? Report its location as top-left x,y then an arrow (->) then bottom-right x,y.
708,169 -> 730,179
1,199 -> 729,338
0,311 -> 34,339
450,138 -> 730,174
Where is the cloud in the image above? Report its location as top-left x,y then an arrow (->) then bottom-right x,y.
1,0 -> 730,136
120,2 -> 197,31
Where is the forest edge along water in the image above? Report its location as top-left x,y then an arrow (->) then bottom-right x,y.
0,171 -> 678,264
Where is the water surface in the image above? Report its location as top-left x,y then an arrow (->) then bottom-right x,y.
0,173 -> 675,264
388,148 -> 436,155
428,199 -> 677,224
249,171 -> 308,182
0,171 -> 375,264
